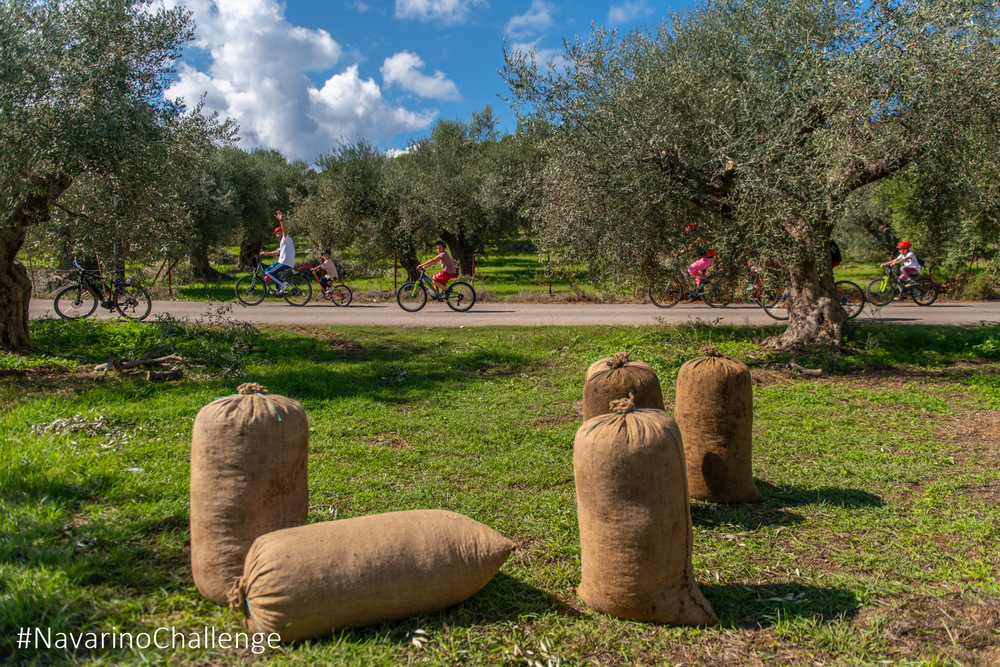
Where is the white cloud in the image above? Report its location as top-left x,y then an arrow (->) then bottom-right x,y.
381,52 -> 462,101
163,0 -> 439,163
394,0 -> 487,25
504,0 -> 556,40
607,0 -> 654,25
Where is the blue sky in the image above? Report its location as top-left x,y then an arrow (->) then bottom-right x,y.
163,0 -> 691,165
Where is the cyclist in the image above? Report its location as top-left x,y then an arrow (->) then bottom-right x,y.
312,249 -> 340,297
417,240 -> 457,293
262,210 -> 295,294
881,241 -> 921,283
687,248 -> 716,289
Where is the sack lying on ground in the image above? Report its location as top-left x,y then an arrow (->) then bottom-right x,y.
675,347 -> 763,503
582,351 -> 666,421
574,394 -> 718,625
228,509 -> 515,641
190,382 -> 309,605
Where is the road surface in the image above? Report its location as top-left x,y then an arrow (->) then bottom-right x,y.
27,298 -> 1000,327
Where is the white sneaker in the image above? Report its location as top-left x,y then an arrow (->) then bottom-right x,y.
277,284 -> 288,295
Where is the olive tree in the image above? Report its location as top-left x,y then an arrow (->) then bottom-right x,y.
503,0 -> 1000,349
0,0 -> 227,349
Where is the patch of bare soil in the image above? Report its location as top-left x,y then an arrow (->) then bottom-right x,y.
364,431 -> 409,449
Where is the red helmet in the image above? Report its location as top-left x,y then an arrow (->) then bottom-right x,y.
274,227 -> 283,234
896,241 -> 911,250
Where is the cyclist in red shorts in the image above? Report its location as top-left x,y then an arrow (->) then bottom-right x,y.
417,240 -> 458,293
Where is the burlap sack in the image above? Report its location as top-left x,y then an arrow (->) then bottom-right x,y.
228,510 -> 515,641
674,347 -> 763,503
582,351 -> 666,421
190,382 -> 309,605
574,395 -> 717,625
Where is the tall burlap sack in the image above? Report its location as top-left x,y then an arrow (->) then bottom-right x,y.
674,347 -> 763,503
582,351 -> 666,421
190,382 -> 309,605
228,509 -> 515,641
574,395 -> 717,625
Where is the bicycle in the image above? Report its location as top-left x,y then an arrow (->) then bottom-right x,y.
53,257 -> 152,321
235,255 -> 312,306
762,280 -> 866,321
866,267 -> 939,307
301,264 -> 353,306
648,267 -> 734,308
396,269 -> 476,312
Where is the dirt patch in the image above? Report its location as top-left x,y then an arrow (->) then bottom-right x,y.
364,432 -> 409,449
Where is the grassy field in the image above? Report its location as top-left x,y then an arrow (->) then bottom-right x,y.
2,317 -> 999,665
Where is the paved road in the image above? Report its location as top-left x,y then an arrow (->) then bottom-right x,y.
28,298 -> 1000,327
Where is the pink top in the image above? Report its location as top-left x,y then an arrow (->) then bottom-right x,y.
436,251 -> 456,274
688,256 -> 714,275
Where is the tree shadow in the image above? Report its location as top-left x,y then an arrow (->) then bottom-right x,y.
320,572 -> 565,646
755,480 -> 884,509
701,582 -> 860,628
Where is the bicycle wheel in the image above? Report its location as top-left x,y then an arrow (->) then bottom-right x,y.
866,277 -> 895,307
114,283 -> 152,320
648,278 -> 683,308
762,289 -> 790,320
281,275 -> 312,306
444,281 -> 476,312
235,274 -> 266,306
328,284 -> 352,306
53,284 -> 98,320
701,282 -> 734,308
397,282 -> 427,311
834,280 -> 865,320
910,278 -> 939,306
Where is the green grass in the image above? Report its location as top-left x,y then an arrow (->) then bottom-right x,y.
2,320 -> 999,665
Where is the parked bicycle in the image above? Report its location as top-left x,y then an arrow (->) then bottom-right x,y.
235,255 -> 312,306
397,269 -> 476,312
866,267 -> 939,307
762,280 -> 866,321
648,267 -> 734,308
53,257 -> 152,321
301,264 -> 353,306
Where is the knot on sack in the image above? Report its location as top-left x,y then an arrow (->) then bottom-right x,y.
610,393 -> 636,414
699,346 -> 722,357
226,577 -> 246,610
238,382 -> 268,395
607,351 -> 631,369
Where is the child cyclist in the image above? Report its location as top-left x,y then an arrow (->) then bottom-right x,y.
687,248 -> 717,288
881,241 -> 921,282
311,249 -> 340,297
261,210 -> 294,294
417,240 -> 457,293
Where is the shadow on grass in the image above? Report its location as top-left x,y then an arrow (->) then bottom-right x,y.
690,481 -> 882,530
703,581 -> 860,628
317,572 -> 563,647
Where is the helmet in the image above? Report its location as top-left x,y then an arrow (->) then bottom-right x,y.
321,249 -> 331,255
274,227 -> 283,234
896,241 -> 911,250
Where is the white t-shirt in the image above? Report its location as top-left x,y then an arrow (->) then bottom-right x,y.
317,258 -> 338,279
277,236 -> 295,267
897,251 -> 920,271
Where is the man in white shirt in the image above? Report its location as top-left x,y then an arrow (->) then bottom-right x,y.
262,211 -> 295,293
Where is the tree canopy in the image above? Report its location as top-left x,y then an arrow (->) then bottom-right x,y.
503,0 -> 1000,348
0,0 -> 232,349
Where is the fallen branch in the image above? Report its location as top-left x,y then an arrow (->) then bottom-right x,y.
94,353 -> 187,374
746,358 -> 824,377
146,368 -> 183,381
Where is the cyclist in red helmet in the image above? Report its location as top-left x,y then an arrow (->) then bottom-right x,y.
881,241 -> 921,282
261,211 -> 295,294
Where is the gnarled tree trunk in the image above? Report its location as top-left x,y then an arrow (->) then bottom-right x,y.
189,243 -> 223,281
762,256 -> 846,351
1,173 -> 73,351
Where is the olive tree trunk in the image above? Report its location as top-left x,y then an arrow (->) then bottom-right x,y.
1,173 -> 73,351
762,257 -> 847,351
